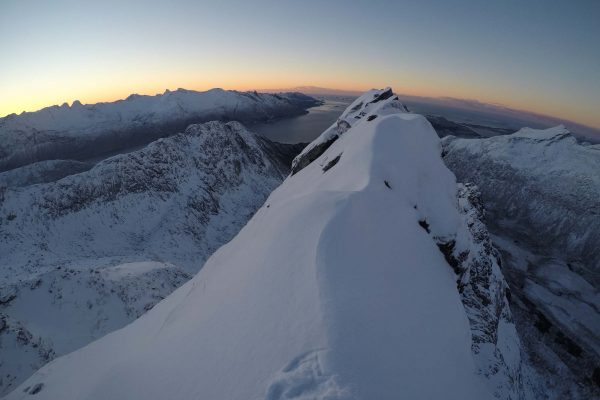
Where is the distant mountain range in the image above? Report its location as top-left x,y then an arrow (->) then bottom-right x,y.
264,86 -> 600,141
401,94 -> 600,142
0,88 -> 320,174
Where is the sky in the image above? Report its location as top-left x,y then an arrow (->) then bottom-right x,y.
1,0 -> 599,129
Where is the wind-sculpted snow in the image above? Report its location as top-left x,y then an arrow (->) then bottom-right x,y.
0,88 -> 319,173
291,87 -> 407,174
0,121 -> 298,395
6,89 -> 532,400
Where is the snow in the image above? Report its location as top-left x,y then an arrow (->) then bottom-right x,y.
490,234 -> 600,399
0,160 -> 92,188
3,261 -> 188,355
291,87 -> 405,173
0,121 -> 287,284
525,261 -> 600,355
442,126 -> 600,282
101,261 -> 177,280
0,88 -> 319,172
0,121 -> 294,394
6,91 -> 494,399
510,124 -> 569,140
444,122 -> 600,398
0,88 -> 314,135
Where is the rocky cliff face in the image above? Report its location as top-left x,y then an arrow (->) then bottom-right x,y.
442,127 -> 600,399
0,121 -> 300,395
0,88 -> 319,173
451,184 -> 534,399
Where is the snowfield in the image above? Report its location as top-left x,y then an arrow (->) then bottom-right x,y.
6,89 -> 531,399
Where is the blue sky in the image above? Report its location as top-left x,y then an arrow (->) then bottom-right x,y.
1,0 -> 599,127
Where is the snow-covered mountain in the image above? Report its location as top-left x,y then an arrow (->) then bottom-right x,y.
442,128 -> 600,398
0,121 -> 302,395
443,126 -> 600,281
5,89 -> 534,400
0,88 -> 319,173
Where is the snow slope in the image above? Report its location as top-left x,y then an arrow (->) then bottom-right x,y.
0,88 -> 319,173
6,89 -> 530,399
0,121 -> 299,395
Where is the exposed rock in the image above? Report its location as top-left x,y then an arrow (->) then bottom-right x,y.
427,183 -> 535,399
321,154 -> 341,172
442,127 -> 600,398
291,87 -> 408,175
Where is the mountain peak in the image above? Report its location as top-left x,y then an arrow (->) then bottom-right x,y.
6,89 -> 527,400
511,124 -> 571,141
0,89 -> 320,173
291,87 -> 408,174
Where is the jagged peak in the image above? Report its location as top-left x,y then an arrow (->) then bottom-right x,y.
291,87 -> 408,174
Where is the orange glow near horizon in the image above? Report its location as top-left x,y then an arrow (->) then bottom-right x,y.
2,76 -> 599,131
2,1 -> 599,131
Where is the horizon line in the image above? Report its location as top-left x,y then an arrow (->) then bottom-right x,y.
2,85 -> 599,135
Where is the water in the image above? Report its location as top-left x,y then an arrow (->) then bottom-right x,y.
250,96 -> 353,144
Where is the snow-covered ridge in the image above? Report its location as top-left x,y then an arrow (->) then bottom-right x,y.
6,89 -> 531,399
291,87 -> 407,174
0,121 -> 300,395
0,88 -> 320,172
